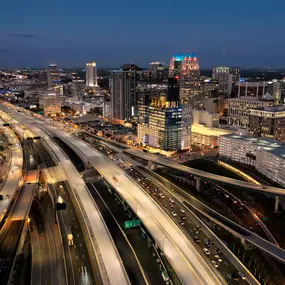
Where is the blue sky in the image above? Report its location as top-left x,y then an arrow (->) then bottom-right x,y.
0,0 -> 284,68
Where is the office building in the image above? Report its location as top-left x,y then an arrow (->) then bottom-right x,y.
229,67 -> 240,82
248,105 -> 285,142
227,94 -> 274,127
193,110 -> 219,128
212,66 -> 232,95
219,134 -> 285,186
86,61 -> 98,88
137,78 -> 184,154
39,90 -> 63,116
47,63 -> 60,88
109,64 -> 140,122
199,79 -> 219,97
169,53 -> 200,102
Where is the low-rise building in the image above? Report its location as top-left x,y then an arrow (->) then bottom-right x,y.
248,105 -> 285,142
191,124 -> 233,147
219,134 -> 285,186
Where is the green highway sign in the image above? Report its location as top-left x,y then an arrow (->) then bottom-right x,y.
125,220 -> 141,229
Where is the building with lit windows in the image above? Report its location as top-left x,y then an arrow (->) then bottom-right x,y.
248,105 -> 285,142
86,61 -> 98,88
212,66 -> 231,95
219,134 -> 285,186
109,64 -> 140,122
47,63 -> 60,88
137,78 -> 185,154
39,90 -> 63,116
169,53 -> 200,102
227,94 -> 274,127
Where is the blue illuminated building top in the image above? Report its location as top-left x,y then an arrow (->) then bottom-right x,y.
173,53 -> 197,61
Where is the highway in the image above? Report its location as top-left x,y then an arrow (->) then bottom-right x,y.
40,122 -> 223,284
138,166 -> 285,264
75,133 -> 259,284
1,106 -> 225,285
124,149 -> 285,196
0,106 -> 132,285
0,120 -> 23,224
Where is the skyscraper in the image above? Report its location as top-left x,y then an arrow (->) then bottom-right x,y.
47,63 -> 60,88
169,53 -> 200,103
109,64 -> 140,121
212,66 -> 230,95
86,61 -> 98,88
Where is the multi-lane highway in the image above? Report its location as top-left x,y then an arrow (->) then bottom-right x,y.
1,104 -> 225,284
0,105 -> 132,285
38,121 -> 224,284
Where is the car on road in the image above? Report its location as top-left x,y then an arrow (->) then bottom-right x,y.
169,198 -> 174,203
169,203 -> 175,208
179,221 -> 185,226
215,248 -> 221,254
211,260 -> 219,268
171,211 -> 177,217
163,203 -> 167,207
159,193 -> 165,198
215,255 -> 222,263
193,236 -> 200,243
239,272 -> 246,280
203,248 -> 210,255
181,215 -> 186,220
180,208 -> 185,213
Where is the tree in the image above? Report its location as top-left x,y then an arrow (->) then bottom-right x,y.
0,145 -> 4,152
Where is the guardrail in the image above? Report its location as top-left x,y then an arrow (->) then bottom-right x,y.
42,137 -> 111,285
139,166 -> 261,284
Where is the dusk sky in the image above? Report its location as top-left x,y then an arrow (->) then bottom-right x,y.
1,0 -> 285,68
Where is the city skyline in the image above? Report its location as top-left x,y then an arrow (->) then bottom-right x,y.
1,0 -> 285,68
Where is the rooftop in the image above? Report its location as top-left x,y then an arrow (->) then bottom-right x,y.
192,124 -> 233,137
221,134 -> 285,159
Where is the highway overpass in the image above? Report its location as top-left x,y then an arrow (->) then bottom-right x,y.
124,149 -> 285,196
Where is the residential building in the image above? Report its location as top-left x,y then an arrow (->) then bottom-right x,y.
109,63 -> 140,122
86,61 -> 98,88
248,105 -> 285,142
219,134 -> 285,186
227,94 -> 274,127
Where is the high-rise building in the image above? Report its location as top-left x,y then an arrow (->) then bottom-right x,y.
169,53 -> 200,103
248,105 -> 285,142
137,78 -> 185,154
212,66 -> 231,95
47,63 -> 60,88
109,64 -> 140,122
86,61 -> 98,88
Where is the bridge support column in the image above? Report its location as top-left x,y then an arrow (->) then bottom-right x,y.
195,177 -> 201,192
274,196 -> 279,214
148,160 -> 157,171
